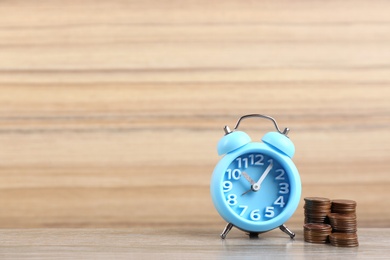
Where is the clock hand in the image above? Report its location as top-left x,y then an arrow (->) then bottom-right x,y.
241,171 -> 255,185
241,188 -> 252,196
240,172 -> 255,196
252,161 -> 273,191
241,161 -> 273,196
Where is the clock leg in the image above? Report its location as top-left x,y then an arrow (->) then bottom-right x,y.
220,223 -> 234,239
279,224 -> 295,239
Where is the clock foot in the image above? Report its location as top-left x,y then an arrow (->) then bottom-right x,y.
248,232 -> 259,239
220,223 -> 234,239
279,224 -> 295,239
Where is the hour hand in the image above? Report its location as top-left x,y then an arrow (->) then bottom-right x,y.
241,171 -> 255,185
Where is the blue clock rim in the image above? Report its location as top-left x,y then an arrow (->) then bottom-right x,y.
210,142 -> 302,233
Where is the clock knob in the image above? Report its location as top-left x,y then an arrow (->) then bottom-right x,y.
217,131 -> 251,155
262,132 -> 295,158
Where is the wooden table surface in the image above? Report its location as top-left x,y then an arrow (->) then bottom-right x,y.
0,0 -> 390,234
0,228 -> 389,259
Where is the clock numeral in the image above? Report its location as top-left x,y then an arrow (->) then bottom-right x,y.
227,194 -> 237,206
238,205 -> 248,216
249,154 -> 264,166
222,181 -> 233,192
226,169 -> 241,180
274,196 -> 285,208
236,157 -> 249,168
279,183 -> 289,194
265,206 -> 275,218
250,209 -> 261,221
236,154 -> 265,168
275,169 -> 285,180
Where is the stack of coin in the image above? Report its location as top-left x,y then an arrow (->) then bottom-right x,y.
329,199 -> 358,247
303,197 -> 359,247
331,199 -> 357,215
304,197 -> 332,224
303,223 -> 332,244
329,232 -> 359,247
328,213 -> 357,233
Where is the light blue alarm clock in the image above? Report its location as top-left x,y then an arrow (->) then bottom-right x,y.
210,114 -> 301,239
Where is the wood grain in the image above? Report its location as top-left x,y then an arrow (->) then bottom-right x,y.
0,228 -> 389,259
0,0 -> 389,228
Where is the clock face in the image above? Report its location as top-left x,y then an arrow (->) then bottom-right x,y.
221,152 -> 290,223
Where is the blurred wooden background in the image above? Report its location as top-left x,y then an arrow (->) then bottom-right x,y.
0,0 -> 389,228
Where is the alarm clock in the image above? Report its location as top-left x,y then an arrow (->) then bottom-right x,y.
210,114 -> 301,239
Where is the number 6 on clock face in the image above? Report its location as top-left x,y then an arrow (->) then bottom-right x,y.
223,153 -> 290,222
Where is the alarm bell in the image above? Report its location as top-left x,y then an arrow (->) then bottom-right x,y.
262,132 -> 295,158
217,114 -> 293,157
217,131 -> 251,155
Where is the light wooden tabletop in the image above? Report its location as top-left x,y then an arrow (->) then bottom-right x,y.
0,0 -> 389,233
0,228 -> 389,259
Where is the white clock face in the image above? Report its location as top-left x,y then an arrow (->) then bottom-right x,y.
222,152 -> 291,222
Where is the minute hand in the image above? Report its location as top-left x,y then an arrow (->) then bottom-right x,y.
252,161 -> 273,191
